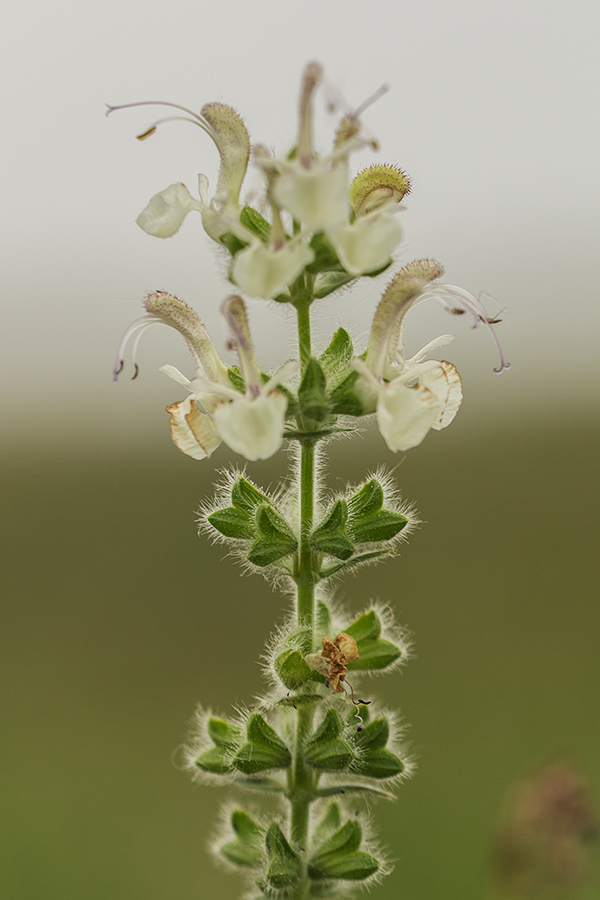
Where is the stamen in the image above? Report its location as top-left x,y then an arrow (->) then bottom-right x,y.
112,316 -> 160,382
105,101 -> 216,145
135,116 -> 210,140
420,284 -> 511,374
354,83 -> 390,118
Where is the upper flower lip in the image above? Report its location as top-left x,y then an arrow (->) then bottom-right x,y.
114,291 -> 298,461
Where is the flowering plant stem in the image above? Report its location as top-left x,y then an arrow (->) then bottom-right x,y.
110,62 -> 508,899
290,298 -> 318,893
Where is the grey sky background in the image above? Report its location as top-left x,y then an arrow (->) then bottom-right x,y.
2,0 -> 599,449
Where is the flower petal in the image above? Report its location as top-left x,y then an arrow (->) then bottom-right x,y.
231,240 -> 315,299
420,361 -> 463,430
376,380 -> 439,452
166,396 -> 221,460
136,183 -> 199,237
213,392 -> 287,461
327,210 -> 402,276
273,164 -> 348,231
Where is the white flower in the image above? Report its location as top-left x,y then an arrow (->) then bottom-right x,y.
136,182 -> 202,238
326,206 -> 403,277
210,296 -> 298,459
353,258 -> 508,452
115,291 -> 296,462
230,238 -> 314,299
267,66 -> 405,277
108,99 -> 251,243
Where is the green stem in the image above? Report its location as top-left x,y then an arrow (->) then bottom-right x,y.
296,299 -> 312,369
297,438 -> 315,629
289,297 -> 319,898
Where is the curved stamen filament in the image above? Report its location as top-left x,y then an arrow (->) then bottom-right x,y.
420,285 -> 511,374
134,115 -> 211,140
105,101 -> 215,144
113,316 -> 161,381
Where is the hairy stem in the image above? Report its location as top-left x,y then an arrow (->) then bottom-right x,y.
289,298 -> 319,897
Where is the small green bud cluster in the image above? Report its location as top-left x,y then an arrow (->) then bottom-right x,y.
184,582 -> 408,897
203,470 -> 415,585
215,801 -> 387,896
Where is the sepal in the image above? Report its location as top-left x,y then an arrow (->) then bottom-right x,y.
264,823 -> 302,889
232,714 -> 292,775
298,357 -> 328,424
353,716 -> 405,779
344,610 -> 403,671
207,476 -> 270,541
247,505 -> 298,567
274,648 -> 327,691
194,716 -> 243,774
308,820 -> 379,881
304,709 -> 355,772
347,479 -> 409,543
310,500 -> 354,561
239,205 -> 271,244
219,809 -> 265,868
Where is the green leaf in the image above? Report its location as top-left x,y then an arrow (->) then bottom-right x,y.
314,271 -> 356,298
308,821 -> 379,881
247,505 -> 297,567
318,549 -> 388,580
318,328 -> 354,375
231,477 -> 270,514
232,714 -> 291,775
346,479 -> 409,542
313,783 -> 395,800
239,205 -> 271,243
298,357 -> 328,423
310,500 -> 355,561
207,506 -> 255,539
274,693 -> 323,709
274,648 -> 326,690
265,823 -> 301,889
220,809 -> 264,868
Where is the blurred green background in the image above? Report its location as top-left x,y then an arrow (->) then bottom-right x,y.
2,412 -> 599,900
